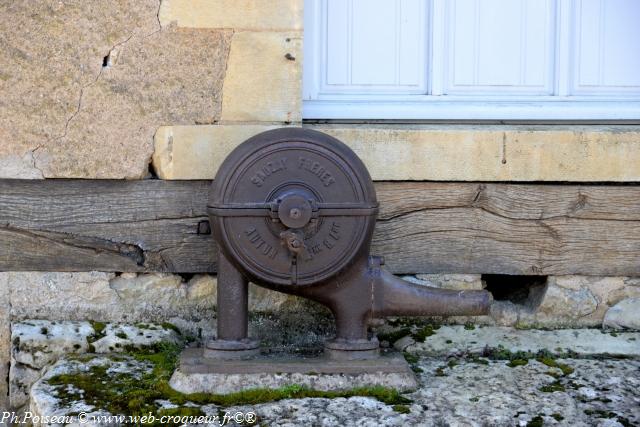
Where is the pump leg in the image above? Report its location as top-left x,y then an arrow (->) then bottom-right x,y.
204,251 -> 260,359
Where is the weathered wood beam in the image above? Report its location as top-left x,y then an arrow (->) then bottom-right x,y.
1,180 -> 639,276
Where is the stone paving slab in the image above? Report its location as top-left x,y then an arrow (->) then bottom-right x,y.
394,325 -> 640,357
225,357 -> 640,427
31,354 -> 640,427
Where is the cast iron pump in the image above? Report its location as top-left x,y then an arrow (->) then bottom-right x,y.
206,128 -> 491,359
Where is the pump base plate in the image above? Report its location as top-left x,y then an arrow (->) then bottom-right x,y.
169,347 -> 418,394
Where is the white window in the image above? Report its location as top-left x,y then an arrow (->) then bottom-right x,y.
303,0 -> 640,120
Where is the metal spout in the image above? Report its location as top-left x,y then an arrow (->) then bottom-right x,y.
372,268 -> 492,318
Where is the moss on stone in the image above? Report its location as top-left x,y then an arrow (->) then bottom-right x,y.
387,317 -> 441,330
468,356 -> 489,365
483,345 -> 537,363
376,328 -> 411,344
90,321 -> 107,337
86,321 -> 108,349
402,352 -> 419,365
507,359 -> 528,368
412,324 -> 437,342
378,319 -> 440,344
392,404 -> 411,414
526,415 -> 544,427
538,357 -> 574,376
161,322 -> 182,335
584,409 -> 632,427
135,323 -> 159,331
434,367 -> 447,377
540,380 -> 565,393
402,352 -> 423,373
545,370 -> 562,379
483,346 -> 574,375
46,342 -> 412,418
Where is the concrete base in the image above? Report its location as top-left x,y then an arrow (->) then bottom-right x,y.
169,348 -> 418,394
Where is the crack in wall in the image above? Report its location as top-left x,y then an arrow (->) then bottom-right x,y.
48,32 -> 135,145
41,0 -> 165,176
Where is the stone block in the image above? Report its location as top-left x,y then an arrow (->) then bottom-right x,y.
534,279 -> 599,325
12,321 -> 94,370
248,284 -> 306,312
320,125 -> 640,182
10,320 -> 182,409
7,272 -> 217,324
160,0 -> 303,30
152,124 -> 281,179
603,297 -> 640,330
151,124 -> 640,181
8,272 -> 119,322
90,323 -> 182,353
0,153 -> 43,179
9,363 -> 40,410
0,0 -> 231,179
405,326 -> 640,357
221,31 -> 302,122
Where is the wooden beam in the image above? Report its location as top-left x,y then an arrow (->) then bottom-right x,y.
1,180 -> 639,276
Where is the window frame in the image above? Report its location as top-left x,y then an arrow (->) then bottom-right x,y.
303,0 -> 640,121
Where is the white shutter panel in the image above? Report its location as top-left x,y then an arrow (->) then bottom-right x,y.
572,0 -> 640,95
444,0 -> 556,95
320,0 -> 428,94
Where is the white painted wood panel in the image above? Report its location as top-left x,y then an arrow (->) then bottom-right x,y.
445,0 -> 556,94
303,0 -> 640,120
320,0 -> 428,94
572,0 -> 640,95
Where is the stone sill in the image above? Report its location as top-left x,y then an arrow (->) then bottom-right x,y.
152,123 -> 640,181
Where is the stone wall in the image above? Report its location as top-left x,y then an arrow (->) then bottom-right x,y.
0,0 -> 302,179
403,274 -> 640,328
4,0 -> 639,182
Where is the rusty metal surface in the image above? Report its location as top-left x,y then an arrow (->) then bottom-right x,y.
209,128 -> 378,287
207,128 -> 492,359
180,348 -> 412,375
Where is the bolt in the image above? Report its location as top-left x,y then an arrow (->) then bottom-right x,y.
289,208 -> 302,219
291,239 -> 301,248
197,220 -> 211,235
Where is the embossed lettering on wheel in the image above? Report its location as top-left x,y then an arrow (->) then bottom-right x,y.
208,128 -> 378,287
